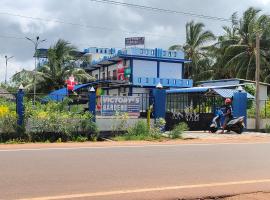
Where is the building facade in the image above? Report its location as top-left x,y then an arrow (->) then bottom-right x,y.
82,47 -> 193,96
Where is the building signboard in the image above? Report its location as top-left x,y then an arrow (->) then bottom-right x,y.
125,37 -> 145,46
101,95 -> 140,116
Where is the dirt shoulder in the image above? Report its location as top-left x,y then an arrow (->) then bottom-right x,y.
194,192 -> 270,200
0,132 -> 270,150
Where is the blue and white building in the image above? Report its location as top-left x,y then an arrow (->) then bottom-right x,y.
82,47 -> 193,96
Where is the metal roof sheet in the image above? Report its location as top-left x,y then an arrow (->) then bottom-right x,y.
213,89 -> 254,99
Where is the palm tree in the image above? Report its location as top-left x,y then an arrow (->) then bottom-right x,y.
170,21 -> 215,82
12,39 -> 94,93
224,7 -> 270,81
209,13 -> 240,79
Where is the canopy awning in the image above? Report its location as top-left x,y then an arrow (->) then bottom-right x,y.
166,85 -> 254,99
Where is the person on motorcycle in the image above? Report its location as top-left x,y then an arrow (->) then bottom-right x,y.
221,98 -> 233,134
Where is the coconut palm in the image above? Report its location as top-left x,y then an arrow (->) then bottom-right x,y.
209,13 -> 240,79
224,7 -> 270,81
12,39 -> 94,93
170,21 -> 215,81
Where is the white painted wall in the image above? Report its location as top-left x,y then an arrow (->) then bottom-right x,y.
132,87 -> 149,94
133,60 -> 157,77
159,62 -> 182,79
108,88 -> 119,96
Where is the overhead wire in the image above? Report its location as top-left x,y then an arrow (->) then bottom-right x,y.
89,0 -> 231,22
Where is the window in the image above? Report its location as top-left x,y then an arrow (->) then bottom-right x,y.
140,49 -> 143,54
146,77 -> 149,83
104,49 -> 107,54
138,77 -> 142,83
145,49 -> 148,55
96,49 -> 98,53
95,74 -> 98,80
113,70 -> 117,80
167,79 -> 170,84
102,72 -> 105,80
168,52 -> 172,57
108,71 -> 111,79
173,79 -> 177,85
160,79 -> 163,84
163,51 -> 166,56
174,52 -> 177,57
151,50 -> 154,55
100,49 -> 103,53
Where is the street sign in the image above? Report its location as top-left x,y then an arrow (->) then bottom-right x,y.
125,37 -> 145,46
101,95 -> 140,116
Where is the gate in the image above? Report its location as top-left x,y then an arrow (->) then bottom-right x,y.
165,93 -> 223,131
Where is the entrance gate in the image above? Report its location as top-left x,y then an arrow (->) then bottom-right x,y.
165,93 -> 223,131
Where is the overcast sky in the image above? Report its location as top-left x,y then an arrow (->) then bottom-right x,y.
1,0 -> 270,82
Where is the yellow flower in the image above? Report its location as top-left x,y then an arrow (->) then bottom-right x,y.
0,105 -> 10,118
37,111 -> 49,119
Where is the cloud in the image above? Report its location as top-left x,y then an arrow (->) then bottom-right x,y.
1,0 -> 270,82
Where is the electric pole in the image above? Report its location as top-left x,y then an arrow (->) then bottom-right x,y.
4,55 -> 14,84
26,36 -> 46,104
255,32 -> 261,131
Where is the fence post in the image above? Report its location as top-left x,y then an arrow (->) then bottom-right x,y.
88,87 -> 96,122
152,88 -> 166,120
233,90 -> 247,127
16,85 -> 25,127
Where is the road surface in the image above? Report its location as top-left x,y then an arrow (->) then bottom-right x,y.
1,142 -> 270,200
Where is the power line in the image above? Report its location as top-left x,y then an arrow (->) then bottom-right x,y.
0,11 -> 181,40
89,0 -> 231,22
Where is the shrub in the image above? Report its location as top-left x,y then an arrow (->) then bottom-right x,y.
0,100 -> 23,142
114,120 -> 163,141
265,124 -> 270,133
111,112 -> 129,135
169,122 -> 188,139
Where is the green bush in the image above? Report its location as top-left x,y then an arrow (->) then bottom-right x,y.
265,124 -> 270,133
114,120 -> 163,141
111,112 -> 129,135
169,122 -> 189,139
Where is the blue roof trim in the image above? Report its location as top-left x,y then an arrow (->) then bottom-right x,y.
167,87 -> 209,93
44,80 -> 115,101
166,86 -> 254,99
119,54 -> 191,63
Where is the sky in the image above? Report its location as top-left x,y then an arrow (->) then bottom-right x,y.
1,0 -> 270,83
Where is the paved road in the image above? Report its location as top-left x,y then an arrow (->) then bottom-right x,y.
1,143 -> 270,200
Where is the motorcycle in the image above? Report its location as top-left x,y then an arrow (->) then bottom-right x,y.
210,108 -> 245,134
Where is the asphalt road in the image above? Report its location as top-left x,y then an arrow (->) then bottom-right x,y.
1,143 -> 270,200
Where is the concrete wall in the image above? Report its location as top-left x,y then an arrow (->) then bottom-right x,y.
96,117 -> 154,131
247,118 -> 270,130
133,60 -> 157,77
159,62 -> 182,79
96,117 -> 269,132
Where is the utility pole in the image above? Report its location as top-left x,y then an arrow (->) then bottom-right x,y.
255,33 -> 261,131
26,36 -> 46,104
4,55 -> 14,84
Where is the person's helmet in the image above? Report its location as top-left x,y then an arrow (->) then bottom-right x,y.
225,98 -> 232,105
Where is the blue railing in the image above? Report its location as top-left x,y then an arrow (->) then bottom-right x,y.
133,76 -> 193,88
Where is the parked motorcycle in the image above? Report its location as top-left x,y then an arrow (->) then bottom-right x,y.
210,108 -> 245,134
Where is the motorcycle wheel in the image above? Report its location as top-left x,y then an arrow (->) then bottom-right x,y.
236,125 -> 244,134
210,127 -> 217,133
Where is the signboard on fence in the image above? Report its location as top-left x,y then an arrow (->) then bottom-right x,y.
125,37 -> 145,46
101,95 -> 140,116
